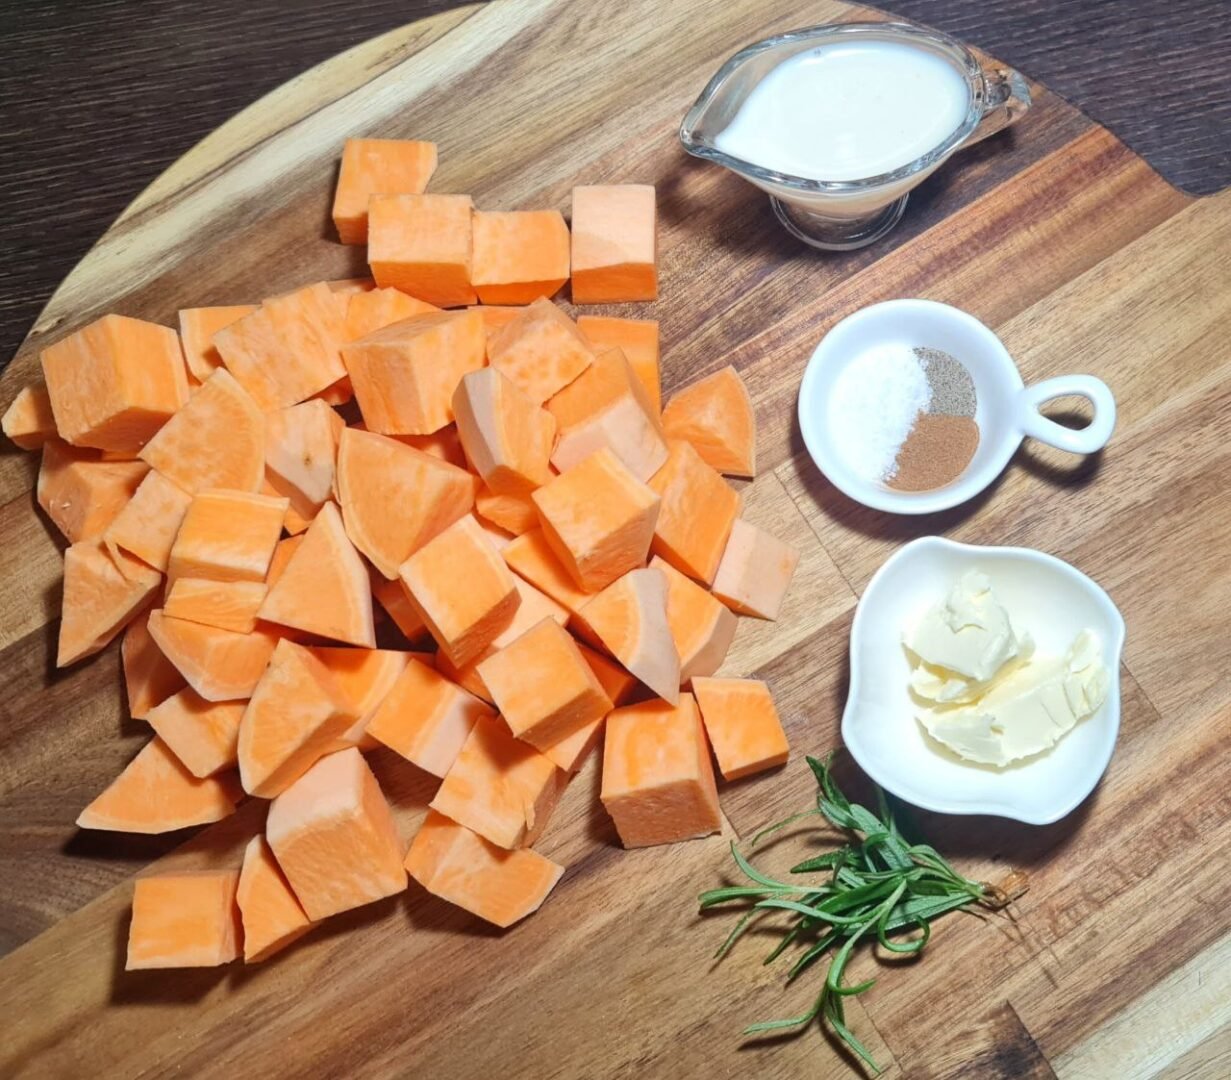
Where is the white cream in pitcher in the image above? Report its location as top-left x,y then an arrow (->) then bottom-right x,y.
714,40 -> 971,181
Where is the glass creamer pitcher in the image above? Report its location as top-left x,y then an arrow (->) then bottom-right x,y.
679,22 -> 1031,250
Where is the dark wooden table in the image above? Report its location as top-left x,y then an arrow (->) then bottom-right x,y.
1,0 -> 1228,369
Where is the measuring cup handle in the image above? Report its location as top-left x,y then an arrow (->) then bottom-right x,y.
965,65 -> 1032,148
1015,375 -> 1117,455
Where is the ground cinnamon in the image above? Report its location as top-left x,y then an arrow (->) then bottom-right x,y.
887,414 -> 979,491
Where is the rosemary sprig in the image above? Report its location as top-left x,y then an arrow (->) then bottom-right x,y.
700,755 -> 1022,1075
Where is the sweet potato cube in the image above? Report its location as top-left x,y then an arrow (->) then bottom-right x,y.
576,316 -> 661,412
577,567 -> 679,704
122,607 -> 186,719
37,440 -> 148,543
164,578 -> 268,634
647,440 -> 740,585
474,486 -> 538,536
472,209 -> 570,305
146,610 -> 280,702
146,689 -> 245,778
366,657 -> 493,776
661,365 -> 756,477
2,383 -> 57,450
266,747 -> 407,920
430,716 -> 563,849
600,694 -> 721,848
471,511 -> 515,550
570,185 -> 657,304
327,277 -> 376,295
406,810 -> 564,928
332,138 -> 438,244
470,304 -> 524,349
399,515 -> 519,666
337,426 -> 476,579
59,540 -> 161,667
139,368 -> 265,495
692,677 -> 789,780
77,736 -> 239,833
370,572 -> 428,642
126,870 -> 242,970
168,489 -> 287,586
547,347 -> 667,481
214,283 -> 347,410
501,527 -> 592,619
531,448 -> 660,592
258,502 -> 375,647
478,618 -> 611,751
453,368 -> 555,496
711,519 -> 800,620
344,287 -> 438,341
178,305 -> 257,383
238,639 -> 358,798
40,314 -> 189,453
651,556 -> 737,684
237,835 -> 312,963
267,535 -> 304,588
264,399 -> 345,517
368,193 -> 477,307
577,642 -> 639,705
386,424 -> 468,469
308,646 -> 415,747
104,469 -> 192,572
488,297 -> 595,405
342,309 -> 486,435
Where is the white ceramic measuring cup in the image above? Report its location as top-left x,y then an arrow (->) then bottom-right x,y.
798,299 -> 1116,514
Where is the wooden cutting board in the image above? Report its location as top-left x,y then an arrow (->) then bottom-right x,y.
2,1 -> 1228,1076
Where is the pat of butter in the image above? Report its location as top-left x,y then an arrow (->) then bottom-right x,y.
917,630 -> 1109,767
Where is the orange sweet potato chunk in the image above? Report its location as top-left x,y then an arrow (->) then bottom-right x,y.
78,736 -> 239,834
577,567 -> 679,704
267,535 -> 304,589
406,810 -> 564,928
369,193 -> 477,307
37,440 -> 149,544
40,314 -> 189,453
126,869 -> 242,970
501,528 -> 592,619
238,835 -> 312,963
387,425 -> 468,469
164,578 -> 269,635
146,689 -> 246,778
266,747 -> 407,920
399,516 -> 520,667
308,646 -> 414,746
264,399 -> 345,518
214,283 -> 348,410
651,556 -> 737,684
692,677 -> 790,781
472,209 -> 570,305
146,610 -> 279,702
59,540 -> 161,667
259,502 -> 375,647
332,137 -> 438,244
531,447 -> 660,592
366,657 -> 493,777
168,489 -> 288,586
470,304 -> 524,350
344,287 -> 439,341
327,277 -> 377,295
342,309 -> 486,435
570,185 -> 657,304
178,305 -> 257,383
477,618 -> 611,752
547,347 -> 667,481
647,440 -> 740,585
600,694 -> 721,848
711,518 -> 800,621
337,427 -> 477,579
474,486 -> 538,537
429,716 -> 563,850
576,316 -> 661,413
661,365 -> 756,478
488,298 -> 595,405
453,368 -> 555,497
122,607 -> 186,719
104,469 -> 192,572
238,639 -> 358,798
139,368 -> 265,495
369,571 -> 428,642
2,383 -> 57,450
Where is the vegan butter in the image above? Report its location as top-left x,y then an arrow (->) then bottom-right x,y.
906,573 -> 1109,767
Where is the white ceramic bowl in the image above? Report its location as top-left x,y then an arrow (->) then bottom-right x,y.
842,536 -> 1125,824
798,299 -> 1117,514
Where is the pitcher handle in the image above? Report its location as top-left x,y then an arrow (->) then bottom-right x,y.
965,65 -> 1032,148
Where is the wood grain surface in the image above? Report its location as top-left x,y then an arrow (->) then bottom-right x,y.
1,0 -> 1229,1076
